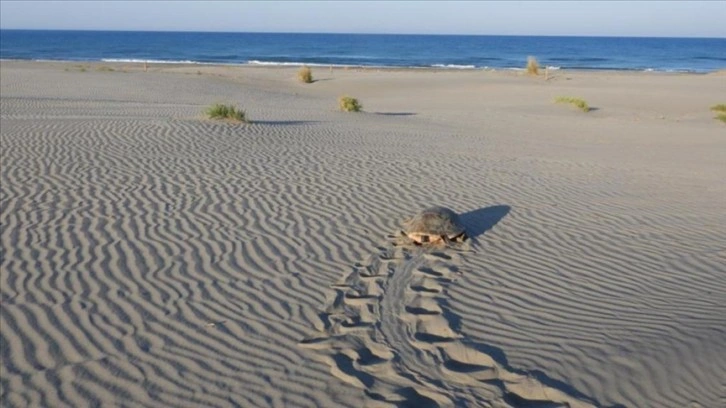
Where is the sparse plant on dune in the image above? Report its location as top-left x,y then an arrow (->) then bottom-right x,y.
339,96 -> 362,112
709,104 -> 725,123
527,56 -> 539,76
205,103 -> 249,122
96,66 -> 115,72
555,96 -> 591,112
298,66 -> 313,83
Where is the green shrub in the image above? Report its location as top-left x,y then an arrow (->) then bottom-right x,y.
526,56 -> 539,76
298,66 -> 313,83
205,104 -> 248,122
339,96 -> 362,112
708,104 -> 725,122
555,96 -> 590,113
96,66 -> 115,72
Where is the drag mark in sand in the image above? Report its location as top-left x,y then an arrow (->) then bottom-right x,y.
301,230 -> 596,407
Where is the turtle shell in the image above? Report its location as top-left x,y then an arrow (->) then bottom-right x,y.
403,206 -> 467,244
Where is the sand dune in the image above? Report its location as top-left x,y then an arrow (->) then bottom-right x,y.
1,61 -> 725,407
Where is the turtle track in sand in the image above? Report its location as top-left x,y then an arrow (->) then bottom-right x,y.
300,235 -> 596,407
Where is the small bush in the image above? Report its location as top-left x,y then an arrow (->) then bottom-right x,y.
205,104 -> 248,122
96,66 -> 115,72
298,66 -> 313,83
526,56 -> 539,76
339,96 -> 362,112
555,96 -> 590,112
709,104 -> 725,123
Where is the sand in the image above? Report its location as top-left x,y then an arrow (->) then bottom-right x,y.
1,60 -> 725,408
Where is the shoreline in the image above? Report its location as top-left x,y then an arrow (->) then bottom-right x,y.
2,58 -> 724,75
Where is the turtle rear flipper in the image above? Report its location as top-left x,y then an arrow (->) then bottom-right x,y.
452,232 -> 467,242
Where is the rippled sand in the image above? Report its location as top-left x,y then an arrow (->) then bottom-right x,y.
1,61 -> 725,408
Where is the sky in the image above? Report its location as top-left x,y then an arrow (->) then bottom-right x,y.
1,1 -> 724,38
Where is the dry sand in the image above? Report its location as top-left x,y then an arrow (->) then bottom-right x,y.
1,60 -> 725,408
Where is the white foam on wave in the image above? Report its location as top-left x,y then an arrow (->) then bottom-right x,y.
430,64 -> 477,69
101,58 -> 202,64
246,60 -> 356,68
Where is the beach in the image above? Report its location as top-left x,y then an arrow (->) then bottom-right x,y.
1,60 -> 725,407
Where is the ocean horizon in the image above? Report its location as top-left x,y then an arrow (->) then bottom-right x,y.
1,29 -> 725,72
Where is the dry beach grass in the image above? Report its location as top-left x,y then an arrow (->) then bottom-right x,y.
711,103 -> 726,123
1,60 -> 725,408
297,66 -> 313,84
554,96 -> 591,112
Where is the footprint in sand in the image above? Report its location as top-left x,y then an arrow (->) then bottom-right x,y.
300,207 -> 596,407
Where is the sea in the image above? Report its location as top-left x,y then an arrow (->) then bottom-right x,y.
1,30 -> 725,73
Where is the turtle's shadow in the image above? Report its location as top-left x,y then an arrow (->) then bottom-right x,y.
459,205 -> 511,239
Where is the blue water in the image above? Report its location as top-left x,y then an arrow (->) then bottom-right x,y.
1,30 -> 725,73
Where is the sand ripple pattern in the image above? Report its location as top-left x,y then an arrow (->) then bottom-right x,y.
301,234 -> 596,408
0,87 -> 383,406
2,64 -> 725,408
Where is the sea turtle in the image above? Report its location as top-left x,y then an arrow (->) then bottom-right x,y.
402,206 -> 467,245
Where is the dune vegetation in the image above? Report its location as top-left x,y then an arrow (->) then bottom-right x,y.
555,96 -> 591,112
298,66 -> 313,83
711,104 -> 726,123
205,103 -> 248,122
526,56 -> 539,75
339,96 -> 363,112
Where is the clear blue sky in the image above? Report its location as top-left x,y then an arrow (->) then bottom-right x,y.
1,1 -> 724,37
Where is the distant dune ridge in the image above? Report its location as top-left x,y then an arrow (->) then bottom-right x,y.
1,60 -> 725,408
